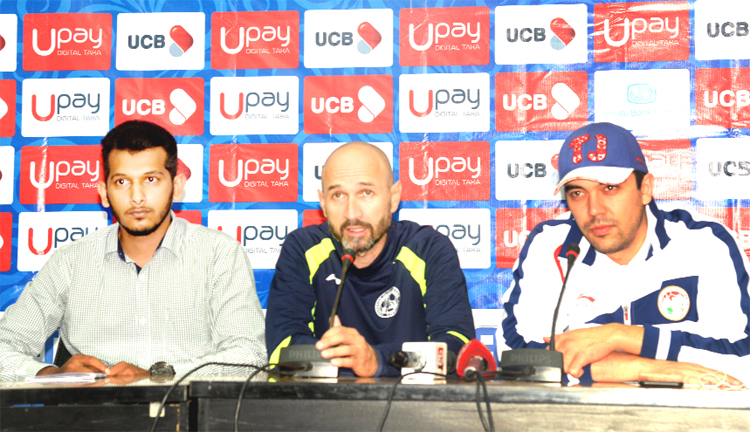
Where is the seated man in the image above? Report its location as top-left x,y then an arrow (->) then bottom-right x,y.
0,120 -> 266,381
498,122 -> 749,386
266,142 -> 475,377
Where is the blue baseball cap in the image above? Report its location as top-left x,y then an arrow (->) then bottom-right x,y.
554,122 -> 648,195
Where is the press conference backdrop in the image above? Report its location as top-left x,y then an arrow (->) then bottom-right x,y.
0,0 -> 749,333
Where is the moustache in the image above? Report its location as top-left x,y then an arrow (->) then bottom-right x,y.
583,217 -> 618,231
340,219 -> 374,232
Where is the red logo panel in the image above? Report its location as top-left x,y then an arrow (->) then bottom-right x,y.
696,68 -> 750,129
399,7 -> 490,66
496,207 -> 568,268
115,78 -> 204,136
0,213 -> 11,272
23,13 -> 112,71
174,210 -> 202,225
304,75 -> 392,134
400,141 -> 490,201
0,80 -> 15,137
641,139 -> 691,201
593,1 -> 689,63
209,143 -> 298,203
211,11 -> 299,69
20,145 -> 103,205
303,209 -> 327,227
495,71 -> 588,132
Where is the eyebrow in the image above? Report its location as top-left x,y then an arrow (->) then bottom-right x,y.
326,181 -> 376,192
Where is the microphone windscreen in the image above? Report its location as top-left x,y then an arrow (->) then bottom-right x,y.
456,339 -> 496,378
342,248 -> 356,264
566,242 -> 580,258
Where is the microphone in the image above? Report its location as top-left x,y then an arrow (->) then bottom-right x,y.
499,242 -> 580,383
329,248 -> 356,328
388,351 -> 426,370
456,339 -> 497,380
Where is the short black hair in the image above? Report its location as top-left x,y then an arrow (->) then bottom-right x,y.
101,120 -> 177,180
634,170 -> 646,190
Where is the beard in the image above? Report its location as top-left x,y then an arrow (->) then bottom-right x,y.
582,206 -> 645,255
111,195 -> 173,237
330,215 -> 391,254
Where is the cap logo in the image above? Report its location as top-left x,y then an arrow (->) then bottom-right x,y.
568,133 -> 608,165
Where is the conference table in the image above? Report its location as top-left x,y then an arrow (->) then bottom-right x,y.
1,374 -> 748,431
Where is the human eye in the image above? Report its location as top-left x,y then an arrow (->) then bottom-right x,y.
362,189 -> 373,197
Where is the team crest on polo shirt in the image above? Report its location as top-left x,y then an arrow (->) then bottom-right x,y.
657,286 -> 690,321
375,287 -> 400,318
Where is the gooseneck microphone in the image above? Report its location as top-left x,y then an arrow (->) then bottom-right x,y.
329,249 -> 356,328
456,339 -> 497,380
550,243 -> 580,352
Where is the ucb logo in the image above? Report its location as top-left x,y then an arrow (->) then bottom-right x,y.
602,16 -> 679,47
502,229 -> 530,247
217,158 -> 290,187
220,25 -> 291,53
506,18 -> 575,50
32,27 -> 103,56
502,93 -> 547,111
434,224 -> 481,245
216,224 -> 289,245
128,25 -> 194,56
121,89 -> 196,125
703,90 -> 750,108
27,226 -> 97,255
408,156 -> 481,186
409,88 -> 480,117
708,161 -> 750,177
507,163 -> 548,178
409,21 -> 480,51
220,91 -> 290,119
707,22 -> 749,38
316,22 -> 381,54
311,85 -> 385,123
31,92 -> 101,121
29,160 -> 100,189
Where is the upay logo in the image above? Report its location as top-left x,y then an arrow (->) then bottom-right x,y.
696,68 -> 750,129
399,208 -> 490,269
115,78 -> 203,136
496,207 -> 568,269
641,140 -> 692,201
494,4 -> 587,65
0,80 -> 15,137
208,209 -> 297,269
695,0 -> 750,61
399,73 -> 489,133
22,78 -> 110,138
210,76 -> 299,136
495,140 -> 563,200
0,213 -> 10,272
23,13 -> 111,71
400,7 -> 489,67
0,15 -> 18,72
0,147 -> 14,205
212,11 -> 298,69
496,71 -> 587,132
209,143 -> 298,203
18,211 -> 108,272
304,75 -> 392,134
304,9 -> 393,68
400,141 -> 489,201
20,145 -> 102,205
116,12 -> 204,71
695,138 -> 750,200
593,1 -> 689,63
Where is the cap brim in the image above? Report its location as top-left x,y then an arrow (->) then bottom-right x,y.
554,167 -> 635,195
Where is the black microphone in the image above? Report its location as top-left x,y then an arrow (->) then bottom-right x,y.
388,351 -> 426,370
329,249 -> 356,328
500,242 -> 580,383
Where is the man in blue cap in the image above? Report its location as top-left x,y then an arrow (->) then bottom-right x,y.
497,122 -> 749,386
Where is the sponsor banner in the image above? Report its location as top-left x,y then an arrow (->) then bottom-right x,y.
23,13 -> 111,71
209,143 -> 298,203
116,12 -> 204,71
176,144 -> 203,203
211,11 -> 299,69
594,69 -> 689,131
695,138 -> 750,199
400,6 -> 489,67
209,76 -> 299,136
302,142 -> 393,202
593,1 -> 690,63
399,208 -> 490,269
494,4 -> 587,65
400,141 -> 489,201
495,140 -> 563,200
496,207 -> 567,269
0,147 -> 14,204
115,77 -> 204,136
496,71 -> 587,132
0,15 -> 17,72
174,210 -> 202,225
18,211 -> 109,272
641,140 -> 692,200
302,209 -> 327,227
207,209 -> 297,269
0,80 -> 15,137
697,207 -> 750,259
303,9 -> 393,68
695,0 -> 750,60
696,68 -> 750,129
399,73 -> 490,133
21,78 -> 110,137
304,75 -> 393,134
0,213 -> 10,272
20,145 -> 102,205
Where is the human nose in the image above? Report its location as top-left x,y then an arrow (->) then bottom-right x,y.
587,191 -> 603,217
344,196 -> 362,221
130,182 -> 145,205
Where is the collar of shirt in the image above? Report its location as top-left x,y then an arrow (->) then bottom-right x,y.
108,211 -> 181,266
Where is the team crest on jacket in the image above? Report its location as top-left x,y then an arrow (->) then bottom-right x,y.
658,286 -> 690,321
375,287 -> 400,318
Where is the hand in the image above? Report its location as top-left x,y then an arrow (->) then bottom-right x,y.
641,360 -> 746,389
544,324 -> 644,378
107,362 -> 150,380
37,354 -> 109,376
315,315 -> 378,377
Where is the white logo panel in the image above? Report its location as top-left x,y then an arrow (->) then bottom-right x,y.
207,209 -> 297,269
18,211 -> 109,271
302,141 -> 393,202
696,138 -> 750,199
399,208 -> 490,269
0,15 -> 17,72
495,140 -> 563,200
594,69 -> 689,131
695,0 -> 750,60
176,144 -> 203,203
